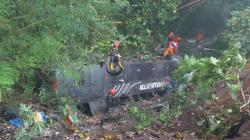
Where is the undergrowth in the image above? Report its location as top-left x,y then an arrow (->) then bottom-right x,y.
128,105 -> 154,130
15,104 -> 46,140
128,6 -> 250,138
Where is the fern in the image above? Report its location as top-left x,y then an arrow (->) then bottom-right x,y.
0,61 -> 18,101
15,104 -> 46,140
0,0 -> 11,31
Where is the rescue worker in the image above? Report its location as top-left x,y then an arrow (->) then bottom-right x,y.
196,32 -> 204,45
167,32 -> 175,46
164,37 -> 181,57
195,32 -> 204,56
154,32 -> 175,55
109,41 -> 124,71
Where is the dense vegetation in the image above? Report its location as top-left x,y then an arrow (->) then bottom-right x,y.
128,0 -> 250,139
0,0 -> 182,101
0,0 -> 250,139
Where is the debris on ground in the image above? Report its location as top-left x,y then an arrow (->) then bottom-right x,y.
9,117 -> 21,128
1,61 -> 250,140
34,112 -> 48,123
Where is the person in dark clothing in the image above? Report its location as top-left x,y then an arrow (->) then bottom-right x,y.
196,32 -> 204,45
195,32 -> 205,56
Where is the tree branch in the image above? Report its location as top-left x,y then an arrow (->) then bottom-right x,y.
177,0 -> 203,11
21,18 -> 48,31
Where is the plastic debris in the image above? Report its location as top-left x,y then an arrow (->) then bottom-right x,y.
34,111 -> 48,123
166,80 -> 177,92
183,71 -> 195,83
9,118 -> 22,128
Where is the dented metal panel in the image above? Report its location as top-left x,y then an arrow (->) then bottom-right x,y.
56,59 -> 178,114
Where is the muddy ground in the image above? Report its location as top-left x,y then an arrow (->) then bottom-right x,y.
1,59 -> 250,140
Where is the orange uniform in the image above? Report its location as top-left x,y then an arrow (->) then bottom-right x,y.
164,37 -> 181,57
164,41 -> 179,57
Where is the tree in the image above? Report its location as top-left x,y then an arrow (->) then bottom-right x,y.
225,6 -> 250,52
116,0 -> 182,52
0,0 -> 128,101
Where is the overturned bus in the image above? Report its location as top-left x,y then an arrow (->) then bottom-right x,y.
53,59 -> 179,115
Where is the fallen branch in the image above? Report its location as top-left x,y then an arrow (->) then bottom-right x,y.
240,88 -> 250,111
241,96 -> 250,109
177,0 -> 203,11
32,103 -> 58,114
241,88 -> 247,104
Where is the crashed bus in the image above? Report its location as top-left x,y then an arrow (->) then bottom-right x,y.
53,58 -> 178,115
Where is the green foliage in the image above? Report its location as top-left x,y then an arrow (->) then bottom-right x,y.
128,93 -> 185,130
158,92 -> 186,123
171,54 -> 244,137
37,87 -> 58,106
158,104 -> 182,124
196,104 -> 242,139
225,7 -> 250,51
0,61 -> 18,101
0,0 -> 129,101
128,105 -> 153,130
170,6 -> 250,138
0,0 -> 182,102
58,96 -> 79,126
174,48 -> 246,101
15,122 -> 46,140
117,0 -> 182,51
15,104 -> 46,140
18,104 -> 34,125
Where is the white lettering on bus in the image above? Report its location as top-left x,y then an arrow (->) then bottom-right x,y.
139,81 -> 168,90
